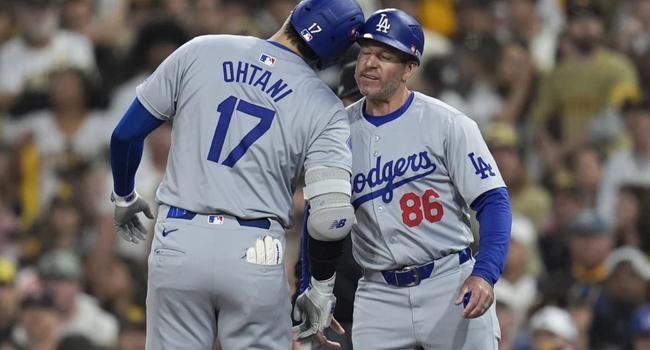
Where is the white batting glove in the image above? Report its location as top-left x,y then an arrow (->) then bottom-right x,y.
245,236 -> 283,265
111,191 -> 154,244
292,274 -> 336,340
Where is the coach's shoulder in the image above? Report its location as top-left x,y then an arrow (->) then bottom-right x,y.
414,92 -> 465,119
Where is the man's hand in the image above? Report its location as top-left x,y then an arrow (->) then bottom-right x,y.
292,275 -> 344,349
454,275 -> 494,319
111,191 -> 154,244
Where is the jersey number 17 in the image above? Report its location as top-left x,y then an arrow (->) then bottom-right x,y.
207,95 -> 275,167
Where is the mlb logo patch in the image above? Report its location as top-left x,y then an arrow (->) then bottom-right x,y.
259,53 -> 277,67
300,29 -> 313,42
208,215 -> 225,225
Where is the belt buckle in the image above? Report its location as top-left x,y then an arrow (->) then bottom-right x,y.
399,265 -> 421,287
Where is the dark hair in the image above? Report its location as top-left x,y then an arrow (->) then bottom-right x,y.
56,335 -> 98,350
283,23 -> 319,66
128,18 -> 190,74
622,96 -> 650,114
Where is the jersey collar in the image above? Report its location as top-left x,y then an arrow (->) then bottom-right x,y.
362,91 -> 415,127
266,40 -> 302,59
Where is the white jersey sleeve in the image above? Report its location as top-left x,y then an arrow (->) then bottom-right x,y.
305,106 -> 351,172
445,114 -> 506,206
135,38 -> 196,120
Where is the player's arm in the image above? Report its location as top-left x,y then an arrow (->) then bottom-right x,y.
294,105 -> 354,346
469,187 -> 512,286
453,187 -> 511,318
302,165 -> 353,316
109,98 -> 164,243
111,38 -> 192,243
293,165 -> 352,345
444,114 -> 512,318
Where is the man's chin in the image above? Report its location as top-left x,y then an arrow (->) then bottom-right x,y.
359,87 -> 381,99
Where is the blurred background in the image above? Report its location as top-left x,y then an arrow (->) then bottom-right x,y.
0,0 -> 648,349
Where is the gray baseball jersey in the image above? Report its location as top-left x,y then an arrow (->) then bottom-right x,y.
136,35 -> 351,228
348,92 -> 505,271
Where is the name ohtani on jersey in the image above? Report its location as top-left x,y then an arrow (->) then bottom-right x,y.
352,150 -> 436,208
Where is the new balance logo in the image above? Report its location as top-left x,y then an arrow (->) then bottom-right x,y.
468,152 -> 496,179
329,219 -> 347,229
376,14 -> 391,33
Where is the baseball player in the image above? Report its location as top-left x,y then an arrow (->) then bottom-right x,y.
297,9 -> 513,349
293,60 -> 364,350
109,1 -> 364,349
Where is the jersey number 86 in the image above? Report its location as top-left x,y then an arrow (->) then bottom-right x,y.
399,189 -> 444,227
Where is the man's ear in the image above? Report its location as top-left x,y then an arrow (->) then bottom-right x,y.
402,61 -> 418,82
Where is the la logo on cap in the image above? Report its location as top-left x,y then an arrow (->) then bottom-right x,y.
376,13 -> 390,33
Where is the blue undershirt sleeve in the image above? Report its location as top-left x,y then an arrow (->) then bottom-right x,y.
110,98 -> 165,196
469,187 -> 512,286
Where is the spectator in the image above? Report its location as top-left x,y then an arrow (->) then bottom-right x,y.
598,97 -> 650,226
2,68 -> 110,212
189,0 -> 227,36
530,0 -> 640,165
493,40 -> 539,126
614,185 -> 649,250
503,0 -> 559,71
0,3 -> 13,48
89,255 -> 144,321
496,216 -> 541,318
570,146 -> 604,209
115,309 -> 146,350
38,249 -> 118,348
615,0 -> 650,59
38,196 -> 90,254
59,0 -> 129,49
540,209 -> 613,307
0,259 -> 18,341
0,147 -> 20,259
590,246 -> 650,349
14,293 -> 63,350
107,18 -> 189,127
454,0 -> 498,43
529,305 -> 579,350
438,36 -> 503,127
495,300 -> 520,350
0,0 -> 96,114
485,122 -> 552,231
631,305 -> 650,350
60,0 -> 130,92
56,334 -> 97,350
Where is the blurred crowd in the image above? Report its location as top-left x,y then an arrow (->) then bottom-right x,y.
0,0 -> 648,349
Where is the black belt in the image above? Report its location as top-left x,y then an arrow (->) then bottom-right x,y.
380,248 -> 472,287
166,206 -> 271,230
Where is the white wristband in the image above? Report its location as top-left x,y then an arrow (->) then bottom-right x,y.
111,191 -> 138,207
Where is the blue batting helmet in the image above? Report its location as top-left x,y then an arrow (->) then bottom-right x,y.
290,0 -> 364,69
359,8 -> 424,64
